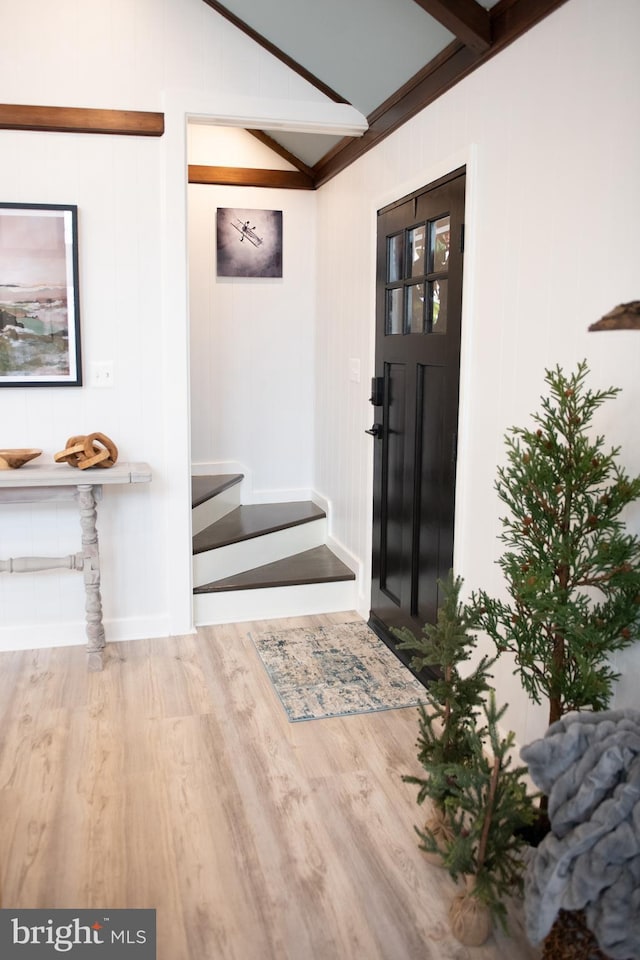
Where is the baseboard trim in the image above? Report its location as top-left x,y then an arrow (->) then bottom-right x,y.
326,533 -> 360,579
310,490 -> 329,514
0,614 -> 176,653
191,460 -> 247,478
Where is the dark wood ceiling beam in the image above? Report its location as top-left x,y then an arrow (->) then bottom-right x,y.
412,0 -> 491,53
246,129 -> 315,179
188,165 -> 315,190
0,103 -> 164,136
314,0 -> 570,187
200,0 -> 349,105
313,41 -> 475,187
491,0 -> 566,43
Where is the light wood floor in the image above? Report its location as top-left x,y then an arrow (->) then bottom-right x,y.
0,613 -> 541,959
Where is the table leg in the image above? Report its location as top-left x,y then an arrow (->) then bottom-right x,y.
78,483 -> 105,671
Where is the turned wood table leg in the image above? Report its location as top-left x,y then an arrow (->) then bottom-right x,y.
77,483 -> 105,671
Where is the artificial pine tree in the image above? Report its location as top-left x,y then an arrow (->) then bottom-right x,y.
472,361 -> 640,726
444,692 -> 536,942
394,570 -> 495,860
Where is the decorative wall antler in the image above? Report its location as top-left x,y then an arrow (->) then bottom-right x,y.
588,301 -> 640,331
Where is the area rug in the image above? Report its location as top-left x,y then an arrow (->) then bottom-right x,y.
251,620 -> 428,722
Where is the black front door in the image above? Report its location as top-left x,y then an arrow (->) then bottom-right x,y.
369,169 -> 465,667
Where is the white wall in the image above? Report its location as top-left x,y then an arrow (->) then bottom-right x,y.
314,0 -> 640,747
188,126 -> 316,501
2,0 -> 638,748
0,0 -> 332,650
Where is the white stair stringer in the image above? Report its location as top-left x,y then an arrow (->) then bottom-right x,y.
194,578 -> 358,626
193,516 -> 327,588
192,483 -> 242,535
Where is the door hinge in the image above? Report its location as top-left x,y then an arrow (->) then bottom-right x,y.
460,223 -> 465,254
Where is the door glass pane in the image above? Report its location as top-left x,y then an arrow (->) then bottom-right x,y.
429,279 -> 448,333
406,282 -> 425,334
387,234 -> 403,282
386,287 -> 403,335
430,216 -> 450,273
407,225 -> 426,277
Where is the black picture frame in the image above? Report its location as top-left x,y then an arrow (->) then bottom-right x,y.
216,207 -> 283,278
0,202 -> 82,386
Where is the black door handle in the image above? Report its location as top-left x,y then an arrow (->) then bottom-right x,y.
365,423 -> 383,439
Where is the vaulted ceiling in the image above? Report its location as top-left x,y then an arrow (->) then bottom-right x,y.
200,0 -> 570,187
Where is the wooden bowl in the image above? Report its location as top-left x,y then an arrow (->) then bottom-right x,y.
0,448 -> 43,469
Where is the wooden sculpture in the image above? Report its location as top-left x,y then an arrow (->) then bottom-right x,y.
54,432 -> 118,469
0,448 -> 42,469
588,300 -> 640,331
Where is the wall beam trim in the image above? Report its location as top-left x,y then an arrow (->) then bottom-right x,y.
0,104 -> 165,137
413,0 -> 492,53
201,0 -> 349,105
247,130 -> 316,180
314,0 -> 570,186
188,165 -> 315,190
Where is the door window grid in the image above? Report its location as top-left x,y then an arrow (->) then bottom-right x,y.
385,215 -> 450,335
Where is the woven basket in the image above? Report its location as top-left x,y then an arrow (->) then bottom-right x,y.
421,806 -> 455,866
448,876 -> 492,946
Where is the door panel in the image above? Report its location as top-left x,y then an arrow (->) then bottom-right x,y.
369,170 -> 465,673
381,361 -> 407,605
415,362 -> 445,623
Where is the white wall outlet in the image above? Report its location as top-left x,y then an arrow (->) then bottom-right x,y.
349,358 -> 361,383
89,361 -> 115,388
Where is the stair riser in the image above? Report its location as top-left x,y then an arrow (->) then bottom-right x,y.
193,517 -> 327,587
192,485 -> 242,535
194,579 -> 357,626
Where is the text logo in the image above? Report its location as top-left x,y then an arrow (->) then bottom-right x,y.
0,909 -> 156,958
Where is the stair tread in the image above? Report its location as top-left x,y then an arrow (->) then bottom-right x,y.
193,501 -> 326,554
191,474 -> 243,508
194,545 -> 355,593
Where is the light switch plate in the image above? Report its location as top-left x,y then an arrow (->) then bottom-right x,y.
89,361 -> 114,388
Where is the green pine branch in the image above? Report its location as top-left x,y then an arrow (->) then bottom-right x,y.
426,692 -> 536,929
394,570 -> 495,810
397,573 -> 535,930
471,360 -> 640,725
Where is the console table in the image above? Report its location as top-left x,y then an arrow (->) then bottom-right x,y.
0,461 -> 152,671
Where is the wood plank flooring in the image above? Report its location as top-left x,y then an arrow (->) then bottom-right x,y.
0,614 -> 540,960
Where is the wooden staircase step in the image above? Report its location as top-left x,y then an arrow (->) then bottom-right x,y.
194,545 -> 355,594
193,576 -> 357,626
191,473 -> 243,508
193,501 -> 326,555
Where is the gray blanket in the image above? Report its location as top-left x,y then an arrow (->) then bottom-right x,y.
521,709 -> 640,960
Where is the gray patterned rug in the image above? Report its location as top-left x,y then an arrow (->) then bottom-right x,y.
251,620 -> 428,722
